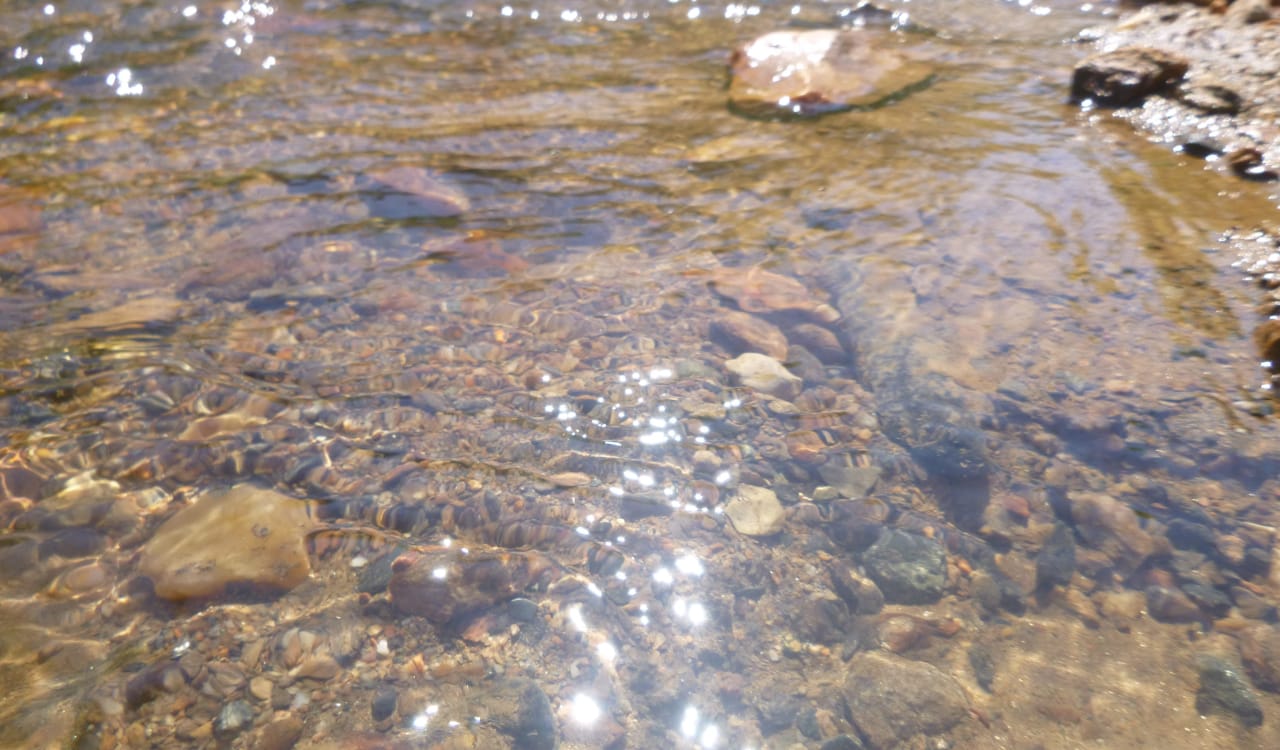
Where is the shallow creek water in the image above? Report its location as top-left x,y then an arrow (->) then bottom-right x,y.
4,1 -> 1280,748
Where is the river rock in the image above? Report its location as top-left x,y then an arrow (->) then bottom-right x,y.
137,484 -> 314,600
729,29 -> 934,117
708,266 -> 840,323
1070,47 -> 1189,107
1240,624 -> 1280,693
389,548 -> 558,625
862,528 -> 946,604
725,352 -> 802,400
843,651 -> 969,748
710,309 -> 789,360
1196,655 -> 1263,727
1145,585 -> 1201,623
364,165 -> 469,218
1066,491 -> 1157,573
725,484 -> 786,537
1035,522 -> 1076,591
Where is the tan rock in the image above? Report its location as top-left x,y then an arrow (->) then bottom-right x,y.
729,29 -> 934,117
725,352 -> 802,400
725,484 -> 786,537
137,484 -> 314,600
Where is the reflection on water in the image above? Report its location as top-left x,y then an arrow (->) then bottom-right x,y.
4,0 -> 1280,748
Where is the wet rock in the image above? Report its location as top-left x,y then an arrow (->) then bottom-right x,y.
1070,47 -> 1189,107
1177,81 -> 1242,115
1240,624 -> 1280,693
371,687 -> 398,722
364,165 -> 469,219
968,643 -> 996,692
862,529 -> 946,605
843,651 -> 969,748
388,548 -> 557,625
1067,492 -> 1156,573
1196,655 -> 1263,727
789,323 -> 847,365
38,527 -> 105,559
1227,146 -> 1277,182
728,29 -> 934,117
50,295 -> 184,335
137,484 -> 315,600
826,559 -> 885,615
725,353 -> 802,400
258,715 -> 304,750
476,677 -> 557,750
793,592 -> 851,645
1035,523 -> 1076,591
1166,518 -> 1218,555
817,460 -> 881,499
725,484 -> 786,537
710,310 -> 789,360
213,699 -> 256,742
1145,585 -> 1201,623
708,266 -> 840,323
124,663 -> 187,709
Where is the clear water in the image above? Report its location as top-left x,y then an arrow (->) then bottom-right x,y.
3,1 -> 1280,748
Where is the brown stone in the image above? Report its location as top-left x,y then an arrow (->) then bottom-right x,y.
1070,47 -> 1189,107
785,430 -> 828,465
708,266 -> 839,323
258,716 -> 304,750
710,310 -> 789,360
842,652 -> 969,748
137,484 -> 315,601
1067,492 -> 1156,573
1240,624 -> 1280,692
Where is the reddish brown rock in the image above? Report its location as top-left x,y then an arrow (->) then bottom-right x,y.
710,309 -> 789,360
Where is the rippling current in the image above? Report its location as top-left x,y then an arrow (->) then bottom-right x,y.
3,1 -> 1280,748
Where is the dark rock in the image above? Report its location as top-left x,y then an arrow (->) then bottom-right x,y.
38,527 -> 105,559
1228,147 -> 1278,182
793,593 -> 852,645
371,687 -> 398,722
389,548 -> 557,625
1166,518 -> 1218,555
1035,523 -> 1076,591
843,652 -> 969,748
1196,655 -> 1263,727
861,529 -> 946,604
790,323 -> 848,365
1181,583 -> 1231,618
1070,47 -> 1189,107
1231,586 -> 1277,621
478,678 -> 557,750
968,643 -> 996,693
124,663 -> 187,709
1145,585 -> 1202,623
212,700 -> 256,742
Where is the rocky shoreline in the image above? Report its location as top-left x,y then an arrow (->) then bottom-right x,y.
1070,0 -> 1280,181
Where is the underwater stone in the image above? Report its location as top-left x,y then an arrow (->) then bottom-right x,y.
862,529 -> 946,604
